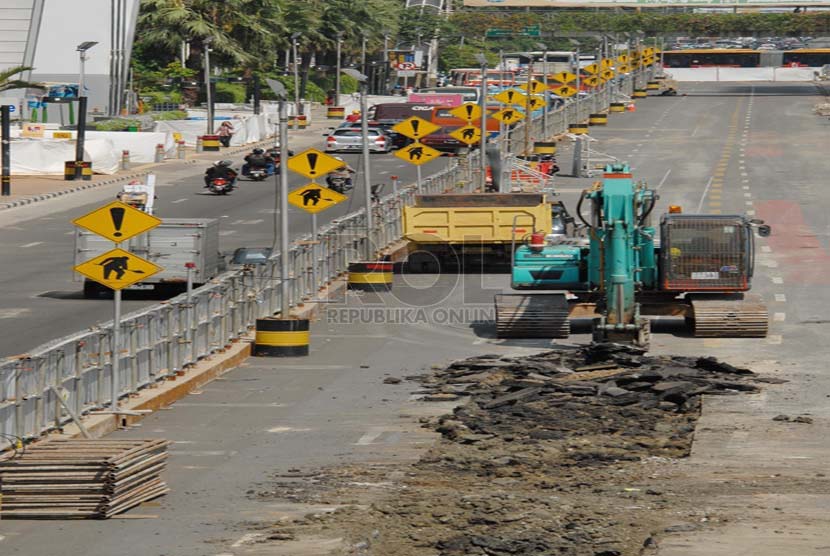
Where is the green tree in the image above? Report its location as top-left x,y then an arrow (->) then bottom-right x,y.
0,66 -> 44,93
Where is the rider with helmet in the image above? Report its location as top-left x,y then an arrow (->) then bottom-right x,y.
242,148 -> 275,176
325,156 -> 356,192
204,160 -> 238,188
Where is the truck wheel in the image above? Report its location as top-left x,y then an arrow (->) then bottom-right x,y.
83,280 -> 102,299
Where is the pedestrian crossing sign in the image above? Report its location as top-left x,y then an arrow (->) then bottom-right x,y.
74,248 -> 162,290
288,183 -> 348,214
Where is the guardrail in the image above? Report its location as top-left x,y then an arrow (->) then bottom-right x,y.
0,69 -> 650,450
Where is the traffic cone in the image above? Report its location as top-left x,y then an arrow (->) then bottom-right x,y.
626,102 -> 637,112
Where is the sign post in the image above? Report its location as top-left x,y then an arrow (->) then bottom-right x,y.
73,201 -> 162,412
391,116 -> 442,191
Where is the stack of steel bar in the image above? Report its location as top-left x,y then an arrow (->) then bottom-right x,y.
0,438 -> 170,518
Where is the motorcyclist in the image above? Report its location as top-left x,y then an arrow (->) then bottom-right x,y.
266,146 -> 295,169
241,148 -> 274,176
204,160 -> 238,188
325,157 -> 356,192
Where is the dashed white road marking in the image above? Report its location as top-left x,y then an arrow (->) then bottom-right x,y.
746,210 -> 755,216
171,198 -> 188,204
64,231 -> 75,235
267,426 -> 312,433
696,176 -> 714,213
655,168 -> 672,190
766,334 -> 783,345
772,276 -> 784,284
775,294 -> 787,302
742,185 -> 750,190
744,192 -> 752,198
20,242 -> 42,248
761,246 -> 772,253
219,230 -> 236,236
356,427 -> 387,446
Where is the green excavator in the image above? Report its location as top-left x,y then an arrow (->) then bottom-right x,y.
495,164 -> 771,346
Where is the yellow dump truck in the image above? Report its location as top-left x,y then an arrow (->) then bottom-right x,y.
402,193 -> 552,271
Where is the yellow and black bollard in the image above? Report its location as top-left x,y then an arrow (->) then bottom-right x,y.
327,106 -> 345,119
588,113 -> 608,126
348,261 -> 393,291
254,318 -> 310,357
532,141 -> 557,156
646,81 -> 660,91
568,123 -> 589,135
64,161 -> 92,181
632,89 -> 648,99
609,102 -> 626,113
202,134 -> 221,151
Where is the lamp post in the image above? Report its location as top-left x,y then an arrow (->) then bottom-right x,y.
361,34 -> 368,76
335,32 -> 343,106
569,39 -> 581,124
342,68 -> 373,260
382,32 -> 390,94
535,42 -> 548,139
203,37 -> 214,135
474,53 -> 488,193
266,79 -> 291,317
291,32 -> 301,116
75,41 -> 97,180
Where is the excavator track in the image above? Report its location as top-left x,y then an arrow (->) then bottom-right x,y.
494,293 -> 570,339
690,297 -> 769,338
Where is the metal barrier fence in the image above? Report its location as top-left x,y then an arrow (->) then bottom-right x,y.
0,69 -> 650,450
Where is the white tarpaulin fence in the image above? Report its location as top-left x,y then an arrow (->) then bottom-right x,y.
153,114 -> 271,147
9,138 -> 119,175
668,67 -> 820,82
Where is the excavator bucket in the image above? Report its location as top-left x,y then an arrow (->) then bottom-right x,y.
494,293 -> 570,339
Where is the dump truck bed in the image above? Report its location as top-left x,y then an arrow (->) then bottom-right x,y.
403,194 -> 551,243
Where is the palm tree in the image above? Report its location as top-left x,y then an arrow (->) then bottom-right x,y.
0,66 -> 44,93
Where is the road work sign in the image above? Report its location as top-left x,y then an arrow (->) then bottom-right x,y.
449,102 -> 482,122
392,116 -> 441,140
552,84 -> 578,98
73,201 -> 161,243
394,141 -> 441,166
491,108 -> 525,124
492,89 -> 526,106
287,148 -> 344,179
518,80 -> 545,95
449,125 -> 482,145
287,183 -> 348,214
74,248 -> 162,290
551,71 -> 576,85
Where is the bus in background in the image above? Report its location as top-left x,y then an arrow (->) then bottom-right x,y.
418,86 -> 480,103
502,51 -> 596,76
663,49 -> 761,68
448,68 -> 516,87
782,49 -> 830,67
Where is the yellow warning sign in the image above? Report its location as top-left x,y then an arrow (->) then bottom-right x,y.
617,54 -> 629,65
601,69 -> 615,81
583,76 -> 603,88
552,84 -> 578,98
449,125 -> 481,146
551,71 -> 576,85
601,58 -> 614,69
74,248 -> 162,291
449,102 -> 482,122
518,80 -> 545,95
287,183 -> 348,214
583,63 -> 600,75
642,56 -> 656,66
391,116 -> 441,140
73,201 -> 161,243
491,108 -> 525,124
617,64 -> 632,74
287,148 -> 344,179
394,141 -> 442,166
492,88 -> 526,106
527,95 -> 546,110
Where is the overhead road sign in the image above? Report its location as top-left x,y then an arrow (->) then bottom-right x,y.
449,126 -> 482,146
491,108 -> 525,124
392,116 -> 441,140
449,102 -> 482,122
74,248 -> 162,291
288,183 -> 348,214
465,0 -> 830,7
492,89 -> 527,106
73,201 -> 161,243
394,142 -> 442,166
287,148 -> 344,179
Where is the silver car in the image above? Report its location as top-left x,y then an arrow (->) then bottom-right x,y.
325,128 -> 391,153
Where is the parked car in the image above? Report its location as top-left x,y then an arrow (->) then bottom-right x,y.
333,121 -> 409,149
325,128 -> 392,153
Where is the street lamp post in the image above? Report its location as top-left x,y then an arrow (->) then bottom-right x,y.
75,41 -> 97,181
266,79 -> 291,317
291,32 -> 301,116
361,34 -> 368,77
569,39 -> 581,125
335,32 -> 343,106
535,42 -> 548,139
342,69 -> 374,260
474,53 -> 488,193
203,37 -> 214,135
382,32 -> 390,95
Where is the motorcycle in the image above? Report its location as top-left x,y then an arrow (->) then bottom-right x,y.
208,177 -> 234,195
326,175 -> 353,194
247,167 -> 269,181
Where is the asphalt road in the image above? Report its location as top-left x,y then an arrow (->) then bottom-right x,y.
2,82 -> 829,554
0,140 -> 450,359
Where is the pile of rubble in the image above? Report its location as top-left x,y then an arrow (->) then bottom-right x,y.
256,344 -> 772,556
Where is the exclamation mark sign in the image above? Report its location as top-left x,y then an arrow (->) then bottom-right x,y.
307,152 -> 318,176
110,207 -> 125,238
507,91 -> 514,103
411,119 -> 420,137
465,104 -> 474,119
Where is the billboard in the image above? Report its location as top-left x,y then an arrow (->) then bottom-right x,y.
465,0 -> 830,6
